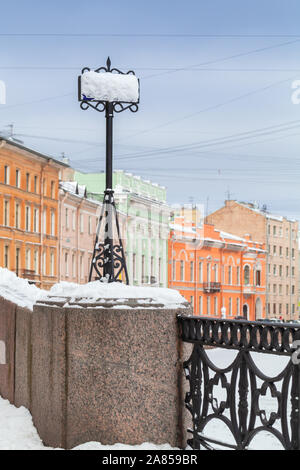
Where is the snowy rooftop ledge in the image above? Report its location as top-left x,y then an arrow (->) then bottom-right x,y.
0,268 -> 189,311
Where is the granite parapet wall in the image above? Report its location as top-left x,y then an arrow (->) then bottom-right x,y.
30,300 -> 192,449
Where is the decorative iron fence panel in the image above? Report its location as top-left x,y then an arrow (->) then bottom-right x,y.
178,316 -> 300,450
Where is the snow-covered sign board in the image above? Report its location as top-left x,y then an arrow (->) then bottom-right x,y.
80,71 -> 139,103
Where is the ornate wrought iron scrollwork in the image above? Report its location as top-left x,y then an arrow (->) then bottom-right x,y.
179,316 -> 300,450
89,190 -> 129,284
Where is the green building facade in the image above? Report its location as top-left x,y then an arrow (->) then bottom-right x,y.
75,170 -> 170,287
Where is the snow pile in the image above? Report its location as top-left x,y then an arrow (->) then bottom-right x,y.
0,398 -> 52,450
46,281 -> 188,309
0,268 -> 46,311
81,71 -> 139,103
0,396 -> 177,450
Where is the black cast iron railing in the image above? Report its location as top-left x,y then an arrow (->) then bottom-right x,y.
178,315 -> 300,450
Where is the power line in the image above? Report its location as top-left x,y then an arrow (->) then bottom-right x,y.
1,33 -> 300,38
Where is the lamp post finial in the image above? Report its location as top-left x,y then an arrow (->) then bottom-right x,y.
106,56 -> 111,71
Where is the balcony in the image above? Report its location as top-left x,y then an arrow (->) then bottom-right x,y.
243,285 -> 256,295
203,282 -> 221,293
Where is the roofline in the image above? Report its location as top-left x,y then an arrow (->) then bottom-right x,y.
0,136 -> 70,168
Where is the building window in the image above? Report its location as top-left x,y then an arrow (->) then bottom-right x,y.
142,255 -> 146,282
65,208 -> 69,229
273,304 -> 276,315
180,261 -> 184,281
50,252 -> 55,276
80,213 -> 84,233
273,284 -> 276,294
273,265 -> 276,276
25,248 -> 31,270
151,256 -> 154,279
26,173 -> 30,191
34,250 -> 38,274
236,298 -> 240,315
80,254 -> 83,279
65,252 -> 69,277
88,216 -> 92,235
43,209 -> 47,234
279,265 -> 282,276
43,251 -> 47,275
199,296 -> 202,315
4,200 -> 9,226
229,297 -> 232,316
15,202 -> 20,229
4,165 -> 10,184
273,226 -> 276,236
33,208 -> 39,232
133,253 -> 137,280
25,206 -> 30,232
15,169 -> 21,188
72,210 -> 76,230
228,266 -> 232,285
198,262 -> 203,282
207,263 -> 211,282
213,264 -> 218,282
15,247 -> 20,276
207,297 -> 210,315
51,181 -> 55,199
34,175 -> 38,193
286,266 -> 289,277
273,245 -> 276,255
72,253 -> 76,278
286,247 -> 289,258
4,245 -> 9,268
256,269 -> 261,286
190,261 -> 194,281
244,265 -> 250,285
50,210 -> 55,236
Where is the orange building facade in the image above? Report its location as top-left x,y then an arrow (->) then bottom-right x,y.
168,218 -> 266,321
0,138 -> 71,289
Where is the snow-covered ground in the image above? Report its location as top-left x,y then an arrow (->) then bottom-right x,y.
0,397 -> 178,450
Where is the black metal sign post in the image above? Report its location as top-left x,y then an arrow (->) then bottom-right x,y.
78,57 -> 139,283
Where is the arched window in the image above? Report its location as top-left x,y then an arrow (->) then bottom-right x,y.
244,265 -> 250,285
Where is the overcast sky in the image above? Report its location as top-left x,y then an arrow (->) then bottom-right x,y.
1,0 -> 300,221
